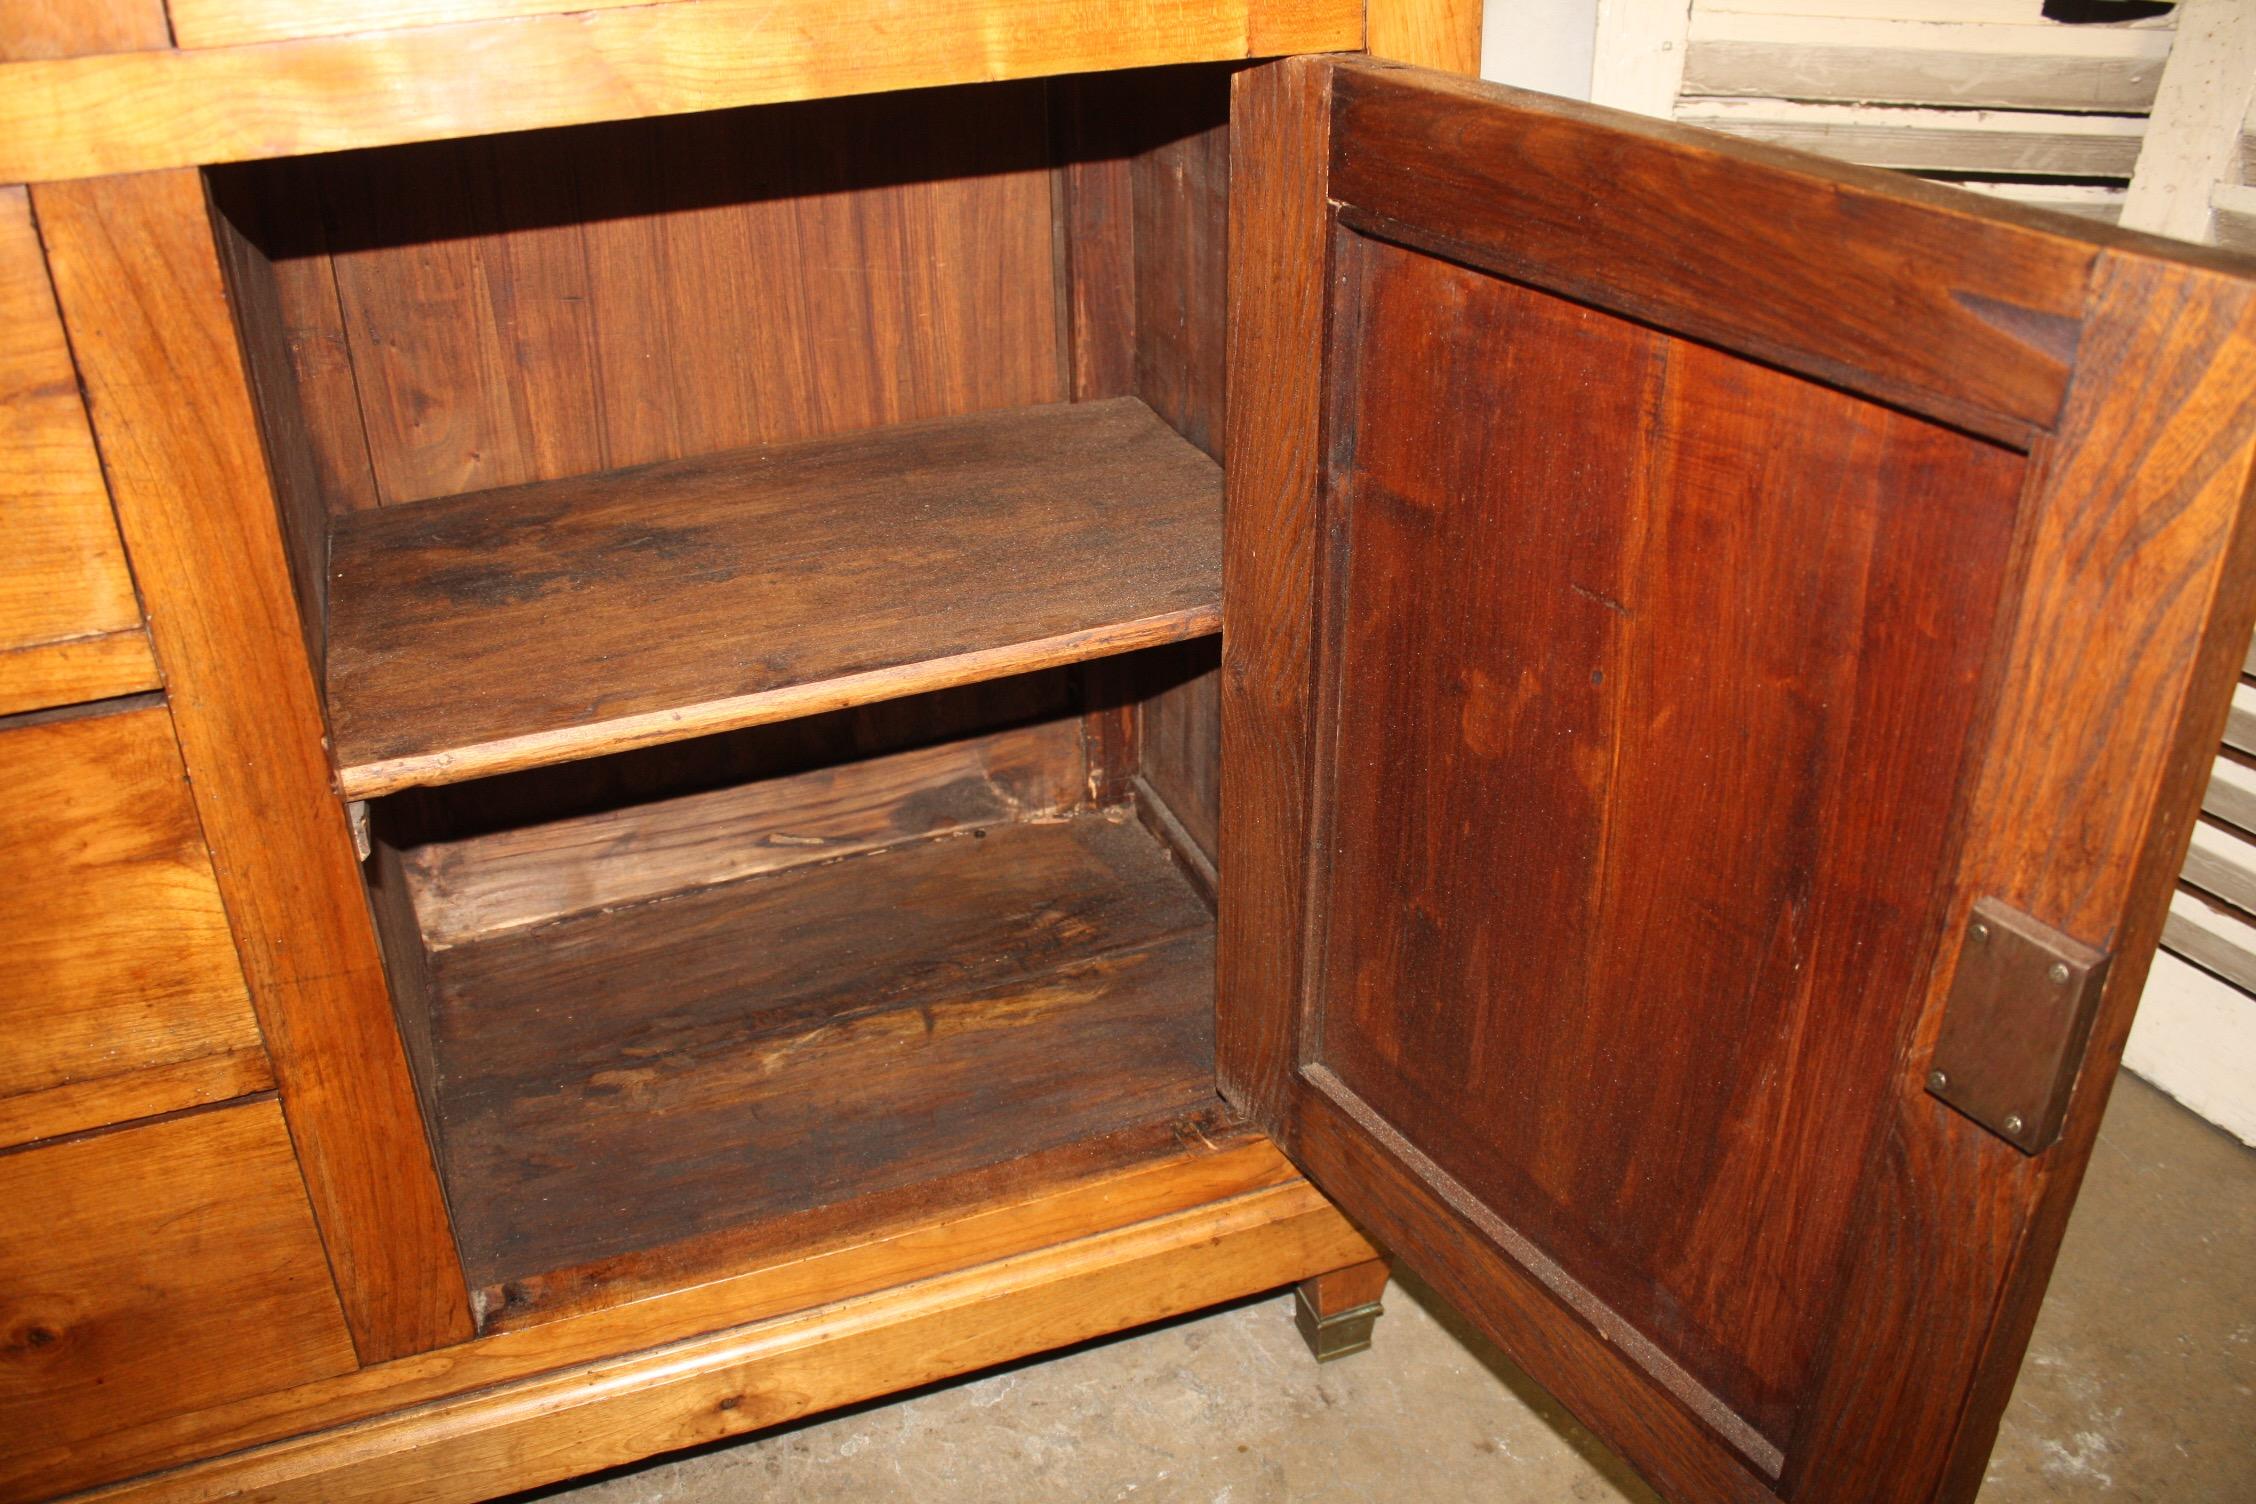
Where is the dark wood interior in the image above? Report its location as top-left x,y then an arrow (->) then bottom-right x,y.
203,67 -> 1236,1316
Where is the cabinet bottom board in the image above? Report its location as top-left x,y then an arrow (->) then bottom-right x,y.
425,810 -> 1219,1306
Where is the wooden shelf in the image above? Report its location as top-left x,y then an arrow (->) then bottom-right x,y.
327,398 -> 1221,798
422,811 -> 1217,1297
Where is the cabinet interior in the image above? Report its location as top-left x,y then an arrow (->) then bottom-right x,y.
204,66 -> 1237,1325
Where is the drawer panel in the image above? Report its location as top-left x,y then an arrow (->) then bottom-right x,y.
0,703 -> 270,1149
0,183 -> 158,715
0,1099 -> 360,1456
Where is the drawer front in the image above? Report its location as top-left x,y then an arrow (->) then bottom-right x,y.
0,183 -> 158,715
0,704 -> 270,1148
0,1099 -> 360,1458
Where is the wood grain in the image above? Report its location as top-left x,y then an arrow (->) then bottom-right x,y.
326,397 -> 1222,798
0,1100 -> 359,1467
1217,56 -> 1332,1130
13,1127 -> 1323,1498
169,0 -> 653,48
1327,60 -> 2104,440
35,167 -> 473,1362
1138,638 -> 1224,869
238,86 -> 1063,511
0,184 -> 154,715
207,172 -> 333,675
1132,68 -> 1234,462
1364,0 -> 1484,73
0,0 -> 1363,184
71,1173 -> 1373,1504
402,717 -> 1087,946
1793,256 -> 2256,1504
0,0 -> 166,60
0,703 -> 267,1150
1222,50 -> 2256,1504
430,813 -> 1216,1290
1310,238 -> 2020,1459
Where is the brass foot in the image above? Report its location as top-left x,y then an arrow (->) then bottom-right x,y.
1292,1258 -> 1390,1362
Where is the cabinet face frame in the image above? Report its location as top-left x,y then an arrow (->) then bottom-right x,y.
1220,56 -> 2256,1504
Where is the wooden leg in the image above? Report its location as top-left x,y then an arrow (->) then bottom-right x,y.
1292,1257 -> 1390,1362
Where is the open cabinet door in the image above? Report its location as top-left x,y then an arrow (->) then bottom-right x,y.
1218,56 -> 2256,1504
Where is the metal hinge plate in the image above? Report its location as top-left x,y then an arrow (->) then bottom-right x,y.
1925,898 -> 2110,1155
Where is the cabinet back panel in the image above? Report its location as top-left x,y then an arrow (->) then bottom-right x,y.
221,83 -> 1065,512
1310,237 -> 2026,1452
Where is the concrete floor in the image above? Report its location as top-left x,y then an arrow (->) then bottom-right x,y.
530,1075 -> 2253,1502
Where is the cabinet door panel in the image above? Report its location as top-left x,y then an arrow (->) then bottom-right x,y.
1221,57 -> 2256,1503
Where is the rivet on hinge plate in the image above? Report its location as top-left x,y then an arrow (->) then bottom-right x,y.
1926,898 -> 2110,1155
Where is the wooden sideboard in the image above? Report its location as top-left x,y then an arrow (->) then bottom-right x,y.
4,4 -> 2253,1502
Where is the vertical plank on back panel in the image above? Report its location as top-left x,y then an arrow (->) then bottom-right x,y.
1134,68 -> 1233,461
1218,56 -> 1331,1136
1793,255 -> 2256,1502
325,139 -> 542,505
578,121 -> 683,471
35,168 -> 473,1363
1053,74 -> 1139,402
484,132 -> 608,484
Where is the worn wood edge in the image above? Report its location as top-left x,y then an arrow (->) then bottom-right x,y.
1928,259 -> 2256,1502
0,1047 -> 275,1154
0,628 -> 160,717
33,168 -> 474,1363
1132,772 -> 1219,908
1328,57 -> 2256,286
1786,256 -> 2256,1503
401,718 -> 1085,947
0,0 -> 1364,185
1290,1079 -> 1780,1502
471,1107 -> 1258,1329
336,605 -> 1222,800
15,1128 -> 1297,1497
65,1176 -> 1372,1504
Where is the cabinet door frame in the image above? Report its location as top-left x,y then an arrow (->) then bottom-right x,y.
1219,55 -> 2256,1503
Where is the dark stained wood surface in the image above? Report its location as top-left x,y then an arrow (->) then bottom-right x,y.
36,168 -> 474,1363
1223,53 -> 2256,1504
401,716 -> 1088,946
224,85 -> 1064,512
1216,56 -> 1331,1128
1796,255 -> 2256,1504
1313,238 -> 2021,1462
427,813 -> 1217,1292
326,397 -> 1222,798
1327,61 -> 2105,442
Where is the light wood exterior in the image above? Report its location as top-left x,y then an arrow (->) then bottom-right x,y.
35,167 -> 475,1366
0,0 -> 1365,184
0,703 -> 267,1150
0,1101 -> 360,1461
0,185 -> 156,715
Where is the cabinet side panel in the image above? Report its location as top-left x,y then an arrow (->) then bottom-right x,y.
0,1100 -> 359,1462
0,184 -> 157,714
35,167 -> 474,1363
